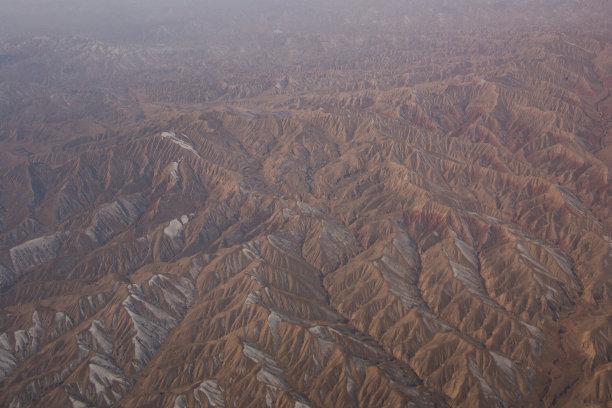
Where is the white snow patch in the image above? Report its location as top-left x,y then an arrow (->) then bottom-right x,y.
173,395 -> 188,408
27,311 -> 43,355
564,40 -> 590,53
0,264 -> 17,289
521,322 -> 544,339
189,258 -> 204,280
267,312 -> 296,350
0,310 -> 46,379
196,380 -> 225,407
267,231 -> 301,257
242,342 -> 288,390
122,294 -> 177,369
0,346 -> 17,381
468,358 -> 496,398
170,162 -> 180,181
180,214 -> 189,225
392,233 -> 418,268
308,326 -> 329,340
449,260 -> 483,295
148,274 -> 195,316
542,245 -> 574,277
121,274 -> 194,370
88,320 -> 113,355
603,236 -> 612,257
517,243 -> 562,282
453,233 -> 479,268
346,370 -> 358,399
556,185 -> 601,226
246,267 -> 265,285
265,387 -> 275,408
319,220 -> 355,262
443,248 -> 500,309
85,198 -> 143,245
467,211 -> 503,225
317,338 -> 334,359
296,201 -> 323,217
532,273 -> 559,301
13,330 -> 28,358
419,312 -> 440,335
246,291 -> 262,305
10,232 -> 64,273
242,241 -> 263,262
308,326 -> 334,358
164,219 -> 184,248
242,341 -> 276,365
282,208 -> 297,219
0,333 -> 11,350
161,132 -> 201,158
529,338 -> 542,358
88,354 -> 130,405
257,366 -> 288,389
69,396 -> 92,408
375,254 -> 422,309
490,352 -> 517,386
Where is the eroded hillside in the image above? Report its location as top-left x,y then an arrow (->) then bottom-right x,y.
0,1 -> 611,407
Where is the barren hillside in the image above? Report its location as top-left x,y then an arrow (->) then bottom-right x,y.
0,1 -> 611,407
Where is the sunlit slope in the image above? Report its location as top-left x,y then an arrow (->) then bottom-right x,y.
0,28 -> 611,408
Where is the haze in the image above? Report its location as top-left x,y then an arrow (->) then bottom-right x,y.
1,0 -> 609,43
0,0 -> 611,407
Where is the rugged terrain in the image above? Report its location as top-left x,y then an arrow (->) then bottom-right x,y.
0,1 -> 611,407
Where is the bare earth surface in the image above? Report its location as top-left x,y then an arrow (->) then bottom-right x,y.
0,1 -> 611,407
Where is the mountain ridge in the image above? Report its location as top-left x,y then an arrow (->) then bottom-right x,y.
0,5 -> 611,406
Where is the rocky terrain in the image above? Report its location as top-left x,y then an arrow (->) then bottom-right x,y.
0,1 -> 611,407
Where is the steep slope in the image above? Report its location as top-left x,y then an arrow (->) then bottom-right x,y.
0,6 -> 611,408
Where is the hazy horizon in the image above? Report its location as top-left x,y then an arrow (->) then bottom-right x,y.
1,0 -> 609,44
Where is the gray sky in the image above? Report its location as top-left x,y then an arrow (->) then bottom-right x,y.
0,0 -> 609,43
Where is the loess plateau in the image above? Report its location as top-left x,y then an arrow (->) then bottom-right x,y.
0,1 -> 611,407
